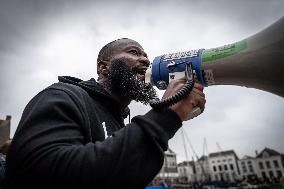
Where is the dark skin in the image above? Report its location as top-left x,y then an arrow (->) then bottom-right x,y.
97,39 -> 206,121
97,39 -> 150,108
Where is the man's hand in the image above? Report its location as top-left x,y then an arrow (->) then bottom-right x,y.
162,78 -> 206,121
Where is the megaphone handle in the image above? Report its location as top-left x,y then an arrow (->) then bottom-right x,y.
186,107 -> 202,120
150,62 -> 195,109
185,64 -> 202,120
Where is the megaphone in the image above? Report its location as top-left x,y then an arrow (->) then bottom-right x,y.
145,17 -> 284,119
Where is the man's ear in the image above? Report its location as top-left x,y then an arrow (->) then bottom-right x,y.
97,61 -> 110,76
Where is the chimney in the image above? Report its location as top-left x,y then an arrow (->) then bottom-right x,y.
6,115 -> 11,121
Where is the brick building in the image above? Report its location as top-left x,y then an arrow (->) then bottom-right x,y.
0,115 -> 11,147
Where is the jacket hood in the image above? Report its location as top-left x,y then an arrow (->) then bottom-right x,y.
58,76 -> 130,119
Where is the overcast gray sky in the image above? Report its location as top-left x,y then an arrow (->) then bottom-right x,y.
0,0 -> 283,163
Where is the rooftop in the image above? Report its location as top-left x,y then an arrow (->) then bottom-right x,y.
209,150 -> 238,159
256,147 -> 281,158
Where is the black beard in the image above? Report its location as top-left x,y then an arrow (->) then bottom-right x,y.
107,59 -> 157,105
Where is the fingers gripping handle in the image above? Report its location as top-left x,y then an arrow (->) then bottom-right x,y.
185,66 -> 202,121
185,64 -> 202,120
179,64 -> 202,121
170,63 -> 202,121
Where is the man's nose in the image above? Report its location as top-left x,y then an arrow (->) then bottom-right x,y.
139,56 -> 150,67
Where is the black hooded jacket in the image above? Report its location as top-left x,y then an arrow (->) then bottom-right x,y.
6,76 -> 182,189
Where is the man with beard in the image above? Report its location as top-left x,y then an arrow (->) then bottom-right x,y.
6,38 -> 206,189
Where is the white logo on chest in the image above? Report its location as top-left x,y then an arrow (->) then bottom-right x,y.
102,122 -> 108,139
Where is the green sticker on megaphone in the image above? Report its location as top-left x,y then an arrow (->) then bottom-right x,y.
202,39 -> 247,62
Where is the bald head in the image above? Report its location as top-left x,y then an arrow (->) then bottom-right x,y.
97,38 -> 142,64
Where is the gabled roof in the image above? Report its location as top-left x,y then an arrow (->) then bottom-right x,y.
256,147 -> 281,158
240,155 -> 254,160
165,148 -> 176,155
209,150 -> 238,159
178,161 -> 194,167
167,148 -> 174,153
198,155 -> 208,162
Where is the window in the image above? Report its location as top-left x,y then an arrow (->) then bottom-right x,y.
224,164 -> 228,171
247,161 -> 252,164
213,166 -> 217,172
215,175 -> 218,180
276,170 -> 282,178
232,172 -> 237,179
219,165 -> 222,171
273,160 -> 279,168
266,161 -> 271,169
225,173 -> 230,181
263,152 -> 270,158
262,172 -> 266,178
249,165 -> 254,173
259,162 -> 264,169
230,164 -> 234,170
269,171 -> 274,178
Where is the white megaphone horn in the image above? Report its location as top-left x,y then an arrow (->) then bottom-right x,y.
146,17 -> 284,119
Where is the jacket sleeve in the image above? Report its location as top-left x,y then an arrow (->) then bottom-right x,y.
7,87 -> 182,188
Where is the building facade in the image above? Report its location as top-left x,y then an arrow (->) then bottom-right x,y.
208,150 -> 240,183
153,147 -> 284,187
0,115 -> 11,147
238,155 -> 258,180
177,161 -> 195,183
195,155 -> 211,183
158,148 -> 179,184
254,148 -> 284,180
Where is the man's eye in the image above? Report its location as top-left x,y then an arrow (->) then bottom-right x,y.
129,50 -> 139,56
